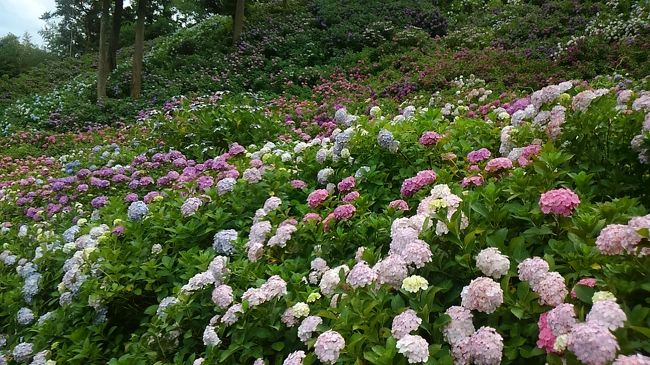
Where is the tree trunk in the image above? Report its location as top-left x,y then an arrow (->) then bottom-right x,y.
232,0 -> 245,45
96,0 -> 111,104
131,0 -> 146,99
108,0 -> 123,71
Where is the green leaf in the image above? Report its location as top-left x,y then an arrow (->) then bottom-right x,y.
510,307 -> 525,319
271,342 -> 285,351
630,326 -> 650,338
574,285 -> 595,304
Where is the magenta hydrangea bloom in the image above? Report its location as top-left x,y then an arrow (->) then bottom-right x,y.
467,148 -> 491,164
400,170 -> 437,197
337,176 -> 356,192
536,312 -> 556,353
595,224 -> 642,255
343,191 -> 360,202
307,189 -> 329,208
290,180 -> 306,189
419,131 -> 442,146
539,188 -> 580,216
333,204 -> 356,220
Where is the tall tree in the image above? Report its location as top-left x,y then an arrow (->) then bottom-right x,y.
109,0 -> 123,71
232,0 -> 245,45
40,1 -> 101,56
131,0 -> 147,99
97,0 -> 112,104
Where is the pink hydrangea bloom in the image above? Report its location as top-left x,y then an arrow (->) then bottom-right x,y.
546,303 -> 577,336
307,189 -> 329,208
613,354 -> 650,365
419,131 -> 442,146
343,191 -> 360,202
303,213 -> 321,222
485,157 -> 513,172
460,277 -> 503,314
536,312 -> 556,353
467,148 -> 491,164
333,204 -> 356,220
539,188 -> 580,216
461,175 -> 484,188
535,272 -> 568,307
469,326 -> 503,365
595,224 -> 642,255
518,257 -> 550,288
337,176 -> 356,192
388,200 -> 409,211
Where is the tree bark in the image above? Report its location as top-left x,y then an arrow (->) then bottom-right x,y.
232,0 -> 245,45
108,0 -> 123,71
96,0 -> 111,104
131,0 -> 146,99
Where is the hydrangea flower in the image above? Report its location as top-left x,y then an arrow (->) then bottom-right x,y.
213,229 -> 237,255
283,351 -> 306,365
202,325 -> 221,346
217,178 -> 236,195
127,201 -> 149,221
212,285 -> 233,309
535,272 -> 568,307
537,312 -> 556,353
388,200 -> 409,211
586,300 -> 627,331
539,188 -> 580,217
484,157 -> 513,173
396,335 -> 429,363
567,323 -> 619,365
475,247 -> 510,279
613,354 -> 650,365
596,224 -> 642,255
333,204 -> 356,220
401,275 -> 428,293
518,257 -> 550,288
442,306 -> 475,346
419,131 -> 442,146
470,327 -> 503,365
307,189 -> 329,208
391,309 -> 422,340
180,197 -> 203,217
337,176 -> 356,192
346,261 -> 377,288
460,277 -> 503,313
298,316 -> 322,343
467,148 -> 491,164
546,303 -> 577,336
314,330 -> 345,364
